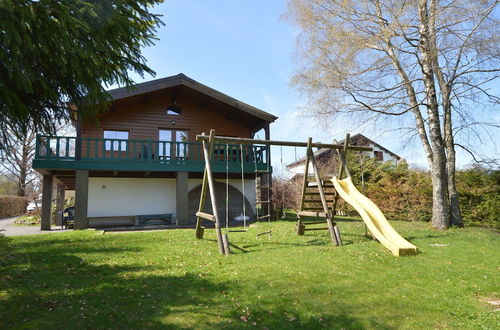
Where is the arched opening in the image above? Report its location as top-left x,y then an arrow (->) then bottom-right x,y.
188,182 -> 254,223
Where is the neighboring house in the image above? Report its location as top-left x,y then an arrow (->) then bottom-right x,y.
33,73 -> 277,229
287,133 -> 402,177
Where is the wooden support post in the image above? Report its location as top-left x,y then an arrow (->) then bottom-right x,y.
195,131 -> 216,239
329,134 -> 351,246
176,172 -> 189,225
264,123 -> 272,219
297,220 -> 305,235
55,183 -> 65,226
74,170 -> 89,230
41,174 -> 53,231
200,129 -> 225,254
296,138 -> 312,235
222,234 -> 231,255
309,140 -> 340,246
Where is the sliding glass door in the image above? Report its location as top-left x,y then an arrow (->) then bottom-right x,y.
158,129 -> 189,160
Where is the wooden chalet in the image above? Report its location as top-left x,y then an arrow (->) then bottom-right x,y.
33,74 -> 278,230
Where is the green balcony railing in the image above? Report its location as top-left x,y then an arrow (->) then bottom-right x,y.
34,135 -> 270,172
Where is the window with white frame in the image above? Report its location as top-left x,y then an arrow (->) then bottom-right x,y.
103,130 -> 129,151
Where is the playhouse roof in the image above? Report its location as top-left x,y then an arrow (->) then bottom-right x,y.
287,133 -> 401,168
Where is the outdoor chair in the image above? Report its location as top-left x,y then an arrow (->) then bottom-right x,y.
62,207 -> 75,229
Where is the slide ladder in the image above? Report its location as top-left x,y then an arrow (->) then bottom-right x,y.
331,176 -> 418,256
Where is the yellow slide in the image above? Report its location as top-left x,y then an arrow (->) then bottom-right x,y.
331,176 -> 418,256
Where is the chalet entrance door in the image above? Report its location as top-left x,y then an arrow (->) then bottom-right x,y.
158,129 -> 189,160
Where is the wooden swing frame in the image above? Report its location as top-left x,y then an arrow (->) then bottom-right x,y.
195,130 -> 372,255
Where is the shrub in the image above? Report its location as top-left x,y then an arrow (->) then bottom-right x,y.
285,153 -> 498,227
457,166 -> 499,228
0,195 -> 28,218
14,197 -> 74,226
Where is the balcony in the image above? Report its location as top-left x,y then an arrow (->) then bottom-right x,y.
33,136 -> 271,173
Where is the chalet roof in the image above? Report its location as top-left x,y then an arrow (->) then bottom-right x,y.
106,73 -> 278,123
287,133 -> 402,168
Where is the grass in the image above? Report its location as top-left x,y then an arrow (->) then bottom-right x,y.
1,217 -> 498,329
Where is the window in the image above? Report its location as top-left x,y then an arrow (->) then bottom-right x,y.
158,129 -> 189,159
103,130 -> 129,151
166,109 -> 181,115
374,150 -> 384,161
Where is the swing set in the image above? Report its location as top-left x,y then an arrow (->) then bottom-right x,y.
195,129 -> 418,256
195,129 -> 376,254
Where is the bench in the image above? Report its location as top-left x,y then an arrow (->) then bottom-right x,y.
88,216 -> 136,228
137,214 -> 173,226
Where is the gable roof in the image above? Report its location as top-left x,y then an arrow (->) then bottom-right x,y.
106,73 -> 278,123
287,133 -> 401,168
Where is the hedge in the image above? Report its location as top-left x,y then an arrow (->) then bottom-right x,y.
0,195 -> 28,218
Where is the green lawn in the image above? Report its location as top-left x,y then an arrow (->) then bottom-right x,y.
1,218 -> 498,329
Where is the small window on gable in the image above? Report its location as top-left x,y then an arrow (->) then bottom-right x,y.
374,150 -> 384,161
166,106 -> 181,115
103,130 -> 129,151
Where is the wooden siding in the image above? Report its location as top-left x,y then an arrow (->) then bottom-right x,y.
82,87 -> 256,142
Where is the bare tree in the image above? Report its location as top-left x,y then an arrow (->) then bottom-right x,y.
0,122 -> 38,196
286,0 -> 499,229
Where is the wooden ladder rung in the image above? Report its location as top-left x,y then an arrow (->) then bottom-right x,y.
255,170 -> 271,173
304,227 -> 329,231
196,211 -> 216,222
302,220 -> 327,225
256,214 -> 271,220
255,200 -> 270,204
304,192 -> 336,195
302,207 -> 332,210
256,185 -> 272,189
297,211 -> 328,217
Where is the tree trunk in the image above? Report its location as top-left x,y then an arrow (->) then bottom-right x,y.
427,0 -> 464,228
17,166 -> 26,197
418,0 -> 449,229
445,132 -> 464,227
17,141 -> 30,197
429,149 -> 450,229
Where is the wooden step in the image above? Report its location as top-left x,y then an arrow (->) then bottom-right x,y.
196,212 -> 215,222
255,200 -> 270,204
256,214 -> 271,220
302,206 -> 333,210
256,185 -> 272,189
303,199 -> 335,203
254,170 -> 272,174
297,211 -> 328,218
302,220 -> 327,225
304,192 -> 336,195
304,227 -> 329,231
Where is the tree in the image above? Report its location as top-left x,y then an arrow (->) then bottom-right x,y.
0,0 -> 164,151
0,120 -> 73,197
0,121 -> 38,197
286,0 -> 499,229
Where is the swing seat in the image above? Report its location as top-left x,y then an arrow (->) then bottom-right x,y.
234,215 -> 250,222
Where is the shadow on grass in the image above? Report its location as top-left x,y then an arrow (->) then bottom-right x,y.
2,241 -> 235,329
2,235 -> 389,329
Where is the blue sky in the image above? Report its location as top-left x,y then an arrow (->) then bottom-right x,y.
127,0 -> 499,174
